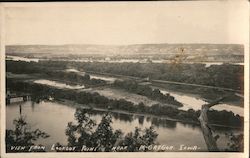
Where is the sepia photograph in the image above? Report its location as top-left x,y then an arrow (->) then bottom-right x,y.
0,1 -> 249,158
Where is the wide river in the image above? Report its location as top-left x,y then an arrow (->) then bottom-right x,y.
6,55 -> 244,67
6,101 -> 242,152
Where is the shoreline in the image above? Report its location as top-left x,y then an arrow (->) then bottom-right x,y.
55,99 -> 243,130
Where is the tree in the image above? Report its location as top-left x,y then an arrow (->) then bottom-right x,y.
118,126 -> 158,152
198,97 -> 225,151
225,133 -> 243,152
92,114 -> 123,151
65,108 -> 96,149
65,108 -> 122,151
6,116 -> 49,152
65,108 -> 158,152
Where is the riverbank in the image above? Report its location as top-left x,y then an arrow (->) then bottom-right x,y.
7,100 -> 241,152
7,78 -> 244,128
151,83 -> 244,108
55,99 -> 243,129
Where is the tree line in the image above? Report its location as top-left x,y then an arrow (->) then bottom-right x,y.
72,62 -> 244,91
7,60 -> 244,90
7,79 -> 244,128
6,60 -> 105,86
112,80 -> 183,107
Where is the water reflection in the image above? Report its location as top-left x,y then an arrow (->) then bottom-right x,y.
88,109 -> 178,129
6,101 -> 242,152
138,116 -> 144,125
146,116 -> 151,122
111,112 -> 134,123
150,118 -> 177,129
181,122 -> 200,130
88,110 -> 134,123
157,88 -> 244,116
31,102 -> 35,112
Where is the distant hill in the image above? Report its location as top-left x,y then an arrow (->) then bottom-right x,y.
6,43 -> 244,62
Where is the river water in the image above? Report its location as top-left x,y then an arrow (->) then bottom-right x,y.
6,101 -> 241,152
34,79 -> 85,89
33,76 -> 244,116
6,55 -> 244,66
158,89 -> 244,116
6,55 -> 39,62
62,68 -> 244,117
33,72 -> 244,116
6,56 -> 244,151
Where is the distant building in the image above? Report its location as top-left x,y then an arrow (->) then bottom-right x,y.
9,97 -> 24,104
6,91 -> 31,104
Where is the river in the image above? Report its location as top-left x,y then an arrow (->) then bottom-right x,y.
6,55 -> 244,66
6,55 -> 39,62
6,101 -> 241,152
158,88 -> 244,116
34,79 -> 85,89
33,72 -> 244,116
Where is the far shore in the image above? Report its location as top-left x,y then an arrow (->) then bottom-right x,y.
55,99 -> 243,130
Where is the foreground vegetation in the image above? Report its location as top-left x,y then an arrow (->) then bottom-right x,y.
6,116 -> 50,152
6,108 -> 158,152
6,102 -> 243,152
64,108 -> 158,152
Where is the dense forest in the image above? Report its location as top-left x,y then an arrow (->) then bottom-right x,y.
74,62 -> 244,91
6,60 -> 185,108
6,61 -> 105,86
112,80 -> 183,107
6,60 -> 244,90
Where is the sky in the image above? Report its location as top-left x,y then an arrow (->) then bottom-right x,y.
3,1 -> 249,45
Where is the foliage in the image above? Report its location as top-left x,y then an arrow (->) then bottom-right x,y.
207,110 -> 243,127
6,60 -> 106,86
72,62 -> 243,90
65,108 -> 157,152
225,133 -> 244,152
113,80 -> 183,107
7,79 -> 244,128
6,116 -> 49,152
6,60 -> 244,90
119,126 -> 158,151
91,114 -> 123,151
